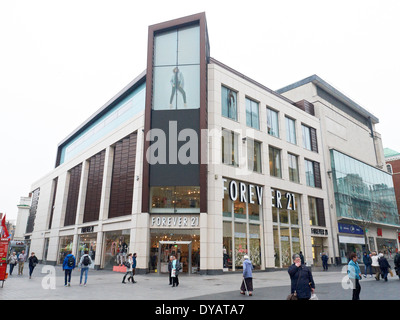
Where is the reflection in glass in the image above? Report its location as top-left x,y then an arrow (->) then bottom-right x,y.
245,98 -> 259,130
267,108 -> 279,137
330,149 -> 399,226
234,222 -> 247,268
221,86 -> 237,121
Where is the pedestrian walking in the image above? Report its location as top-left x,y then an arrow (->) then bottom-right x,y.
394,251 -> 400,280
7,252 -> 18,276
28,252 -> 38,279
240,255 -> 254,296
348,252 -> 362,300
321,252 -> 329,271
378,253 -> 391,282
371,251 -> 381,281
288,253 -> 315,300
78,250 -> 93,286
17,250 -> 27,275
168,255 -> 173,285
131,253 -> 137,283
62,251 -> 76,287
122,253 -> 134,284
171,255 -> 182,288
362,252 -> 373,278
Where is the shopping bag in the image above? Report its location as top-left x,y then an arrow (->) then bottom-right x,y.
309,293 -> 319,300
389,269 -> 393,277
171,268 -> 176,277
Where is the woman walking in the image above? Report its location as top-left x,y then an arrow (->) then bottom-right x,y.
348,252 -> 362,300
240,255 -> 254,296
28,252 -> 39,279
288,254 -> 315,300
122,253 -> 134,284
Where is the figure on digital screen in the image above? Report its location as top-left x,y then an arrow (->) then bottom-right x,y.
169,67 -> 187,109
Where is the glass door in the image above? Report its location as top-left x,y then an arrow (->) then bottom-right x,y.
158,241 -> 192,274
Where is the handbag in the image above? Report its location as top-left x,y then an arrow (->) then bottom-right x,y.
287,269 -> 301,300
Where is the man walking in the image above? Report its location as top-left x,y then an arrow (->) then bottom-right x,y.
363,252 -> 373,278
63,251 -> 76,286
18,250 -> 27,275
321,252 -> 329,271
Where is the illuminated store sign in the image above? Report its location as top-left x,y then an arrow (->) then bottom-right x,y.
271,189 -> 296,211
223,179 -> 263,205
151,215 -> 200,228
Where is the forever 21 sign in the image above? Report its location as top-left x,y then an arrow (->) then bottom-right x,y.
223,179 -> 263,205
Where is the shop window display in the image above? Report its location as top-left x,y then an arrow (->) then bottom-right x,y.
272,188 -> 303,268
103,230 -> 130,270
58,236 -> 74,265
77,233 -> 97,268
222,178 -> 262,270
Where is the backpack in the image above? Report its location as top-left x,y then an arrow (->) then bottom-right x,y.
82,255 -> 90,266
67,256 -> 74,268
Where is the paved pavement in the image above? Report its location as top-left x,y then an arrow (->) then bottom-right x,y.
1,264 -> 399,300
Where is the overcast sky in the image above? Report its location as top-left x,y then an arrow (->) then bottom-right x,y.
1,0 -> 399,221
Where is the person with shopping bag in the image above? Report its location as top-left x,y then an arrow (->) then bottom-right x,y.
288,253 -> 315,300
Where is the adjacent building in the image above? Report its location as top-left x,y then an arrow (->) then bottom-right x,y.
22,13 -> 399,274
278,75 -> 400,262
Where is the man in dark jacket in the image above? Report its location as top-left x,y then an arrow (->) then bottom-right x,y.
378,253 -> 391,282
62,251 -> 76,287
362,252 -> 373,278
288,254 -> 315,300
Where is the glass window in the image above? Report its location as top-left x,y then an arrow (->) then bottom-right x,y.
285,116 -> 296,144
174,186 -> 200,212
222,129 -> 239,167
152,24 -> 200,110
223,221 -> 233,270
308,197 -> 318,226
77,233 -> 97,269
103,230 -> 130,270
269,146 -> 282,178
330,149 -> 399,226
305,159 -> 315,187
249,224 -> 261,267
150,186 -> 200,213
58,236 -> 74,265
272,189 -> 302,268
302,124 -> 312,150
288,153 -> 299,183
247,139 -> 262,173
223,180 -> 233,218
221,86 -> 237,121
234,222 -> 248,268
267,108 -> 279,137
246,98 -> 259,130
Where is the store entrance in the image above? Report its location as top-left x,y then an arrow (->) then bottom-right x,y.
158,241 -> 192,275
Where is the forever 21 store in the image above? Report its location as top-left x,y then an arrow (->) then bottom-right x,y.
25,13 -> 332,274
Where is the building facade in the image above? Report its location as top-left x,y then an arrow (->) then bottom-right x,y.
23,13 -> 398,274
278,76 -> 400,262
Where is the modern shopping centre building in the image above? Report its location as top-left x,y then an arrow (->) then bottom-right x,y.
23,13 -> 399,274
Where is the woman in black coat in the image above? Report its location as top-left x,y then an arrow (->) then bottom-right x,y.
288,254 -> 315,300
